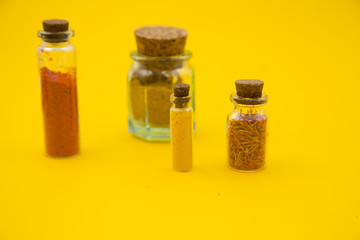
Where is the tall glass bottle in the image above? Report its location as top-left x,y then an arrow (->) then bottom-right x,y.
170,84 -> 193,172
128,26 -> 195,142
227,80 -> 268,172
37,19 -> 79,157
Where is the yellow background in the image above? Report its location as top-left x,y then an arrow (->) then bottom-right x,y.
0,0 -> 359,239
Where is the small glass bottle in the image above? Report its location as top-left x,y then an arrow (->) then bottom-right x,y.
37,19 -> 79,158
227,80 -> 268,172
128,26 -> 195,141
170,84 -> 193,172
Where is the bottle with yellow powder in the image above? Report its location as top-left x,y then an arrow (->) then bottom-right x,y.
170,84 -> 193,172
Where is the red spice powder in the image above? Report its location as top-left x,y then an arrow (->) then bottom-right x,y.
40,67 -> 79,157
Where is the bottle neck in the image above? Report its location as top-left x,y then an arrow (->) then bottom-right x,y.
234,104 -> 265,115
230,91 -> 268,114
131,51 -> 192,71
38,29 -> 74,44
171,94 -> 192,108
42,41 -> 72,48
172,101 -> 191,109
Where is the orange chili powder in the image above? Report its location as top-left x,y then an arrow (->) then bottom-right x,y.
40,67 -> 79,157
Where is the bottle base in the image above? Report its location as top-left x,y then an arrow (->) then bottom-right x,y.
173,169 -> 192,172
227,165 -> 265,173
128,118 -> 170,142
46,153 -> 79,159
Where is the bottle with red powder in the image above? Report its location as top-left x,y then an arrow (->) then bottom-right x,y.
37,19 -> 79,158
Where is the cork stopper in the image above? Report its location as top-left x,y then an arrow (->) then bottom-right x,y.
135,26 -> 188,57
43,19 -> 69,32
174,84 -> 190,97
172,84 -> 191,108
235,80 -> 264,98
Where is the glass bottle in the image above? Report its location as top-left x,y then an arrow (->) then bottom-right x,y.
227,80 -> 268,172
127,26 -> 195,142
37,19 -> 79,158
170,84 -> 193,172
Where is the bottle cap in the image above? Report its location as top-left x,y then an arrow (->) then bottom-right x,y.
135,26 -> 188,57
235,79 -> 264,98
174,84 -> 190,97
43,19 -> 69,32
172,84 -> 191,108
39,19 -> 73,43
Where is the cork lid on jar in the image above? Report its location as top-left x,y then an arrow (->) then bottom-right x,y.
233,79 -> 267,105
43,19 -> 69,32
174,83 -> 190,97
39,19 -> 73,43
135,26 -> 188,57
235,79 -> 264,98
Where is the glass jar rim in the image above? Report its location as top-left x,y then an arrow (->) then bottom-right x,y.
231,91 -> 268,106
37,29 -> 75,42
130,51 -> 192,61
170,94 -> 192,108
170,93 -> 192,102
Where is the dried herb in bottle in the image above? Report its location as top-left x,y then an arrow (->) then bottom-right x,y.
227,80 -> 268,172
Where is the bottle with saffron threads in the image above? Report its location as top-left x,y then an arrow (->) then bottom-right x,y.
227,80 -> 268,172
170,84 -> 193,172
37,19 -> 79,158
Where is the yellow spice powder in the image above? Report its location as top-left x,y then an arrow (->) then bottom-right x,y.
170,107 -> 193,172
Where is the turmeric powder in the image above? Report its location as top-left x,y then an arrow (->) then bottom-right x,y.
170,84 -> 193,172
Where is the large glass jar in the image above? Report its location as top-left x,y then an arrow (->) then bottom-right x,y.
128,51 -> 194,141
227,82 -> 268,172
